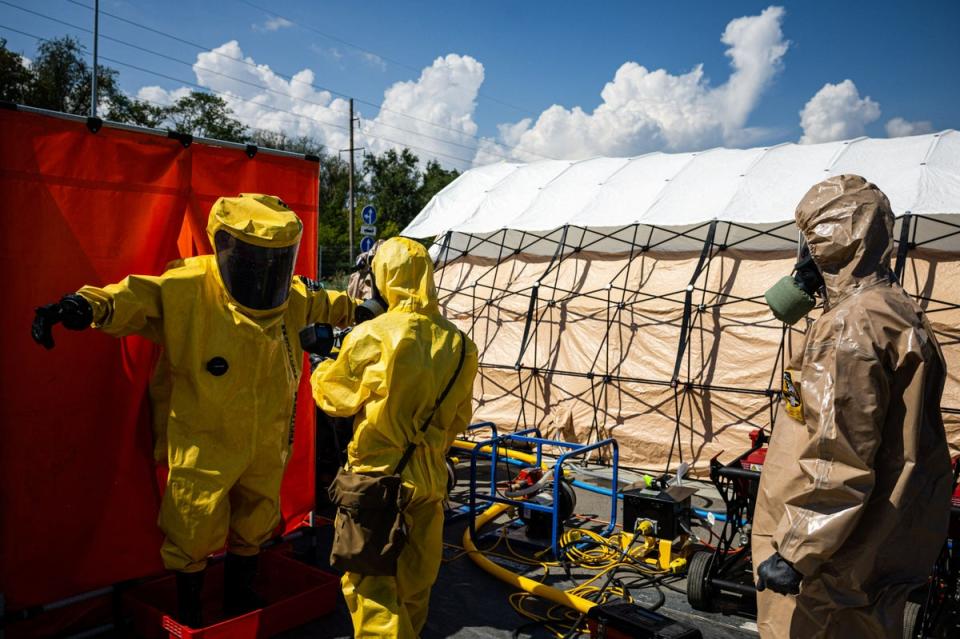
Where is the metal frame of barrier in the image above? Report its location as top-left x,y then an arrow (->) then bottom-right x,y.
467,430 -> 619,557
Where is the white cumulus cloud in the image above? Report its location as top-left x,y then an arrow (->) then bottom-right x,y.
254,17 -> 294,32
476,5 -> 789,164
798,79 -> 880,144
133,42 -> 483,168
137,85 -> 192,106
193,41 -> 352,150
360,52 -> 387,71
364,54 -> 483,166
136,41 -> 352,150
885,117 -> 934,138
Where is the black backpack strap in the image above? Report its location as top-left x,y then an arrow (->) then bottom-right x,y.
393,330 -> 467,476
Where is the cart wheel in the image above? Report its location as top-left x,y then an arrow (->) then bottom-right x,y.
446,458 -> 457,494
687,550 -> 715,612
558,479 -> 577,521
902,601 -> 924,639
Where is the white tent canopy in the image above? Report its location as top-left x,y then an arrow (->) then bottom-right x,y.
404,131 -> 960,256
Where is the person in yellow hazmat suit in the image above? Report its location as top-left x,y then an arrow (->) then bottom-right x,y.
311,236 -> 479,639
31,194 -> 360,628
753,175 -> 952,638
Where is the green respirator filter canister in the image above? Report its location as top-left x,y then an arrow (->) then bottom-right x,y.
764,275 -> 816,325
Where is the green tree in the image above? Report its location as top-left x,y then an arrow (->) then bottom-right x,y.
164,92 -> 247,142
250,129 -> 324,156
0,38 -> 31,103
2,35 -> 161,120
24,36 -> 125,115
418,159 -> 460,211
363,148 -> 422,238
24,36 -> 89,113
106,94 -> 166,127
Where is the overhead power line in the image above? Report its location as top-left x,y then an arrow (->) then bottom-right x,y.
8,0 -> 528,163
62,0 -> 551,161
6,1 -> 514,162
0,24 -> 478,168
235,0 -> 542,118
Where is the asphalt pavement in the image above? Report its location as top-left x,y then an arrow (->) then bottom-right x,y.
282,459 -> 759,639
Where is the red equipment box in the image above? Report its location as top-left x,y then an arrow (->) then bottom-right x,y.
123,549 -> 339,639
952,456 -> 960,509
739,447 -> 767,471
739,429 -> 768,471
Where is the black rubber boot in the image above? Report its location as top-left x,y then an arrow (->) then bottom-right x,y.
175,570 -> 205,628
223,553 -> 265,617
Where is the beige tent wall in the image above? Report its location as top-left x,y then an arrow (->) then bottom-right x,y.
436,240 -> 960,475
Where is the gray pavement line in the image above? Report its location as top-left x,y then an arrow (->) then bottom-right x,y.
658,606 -> 759,636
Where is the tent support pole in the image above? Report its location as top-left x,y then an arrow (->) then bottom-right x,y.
664,220 -> 718,473
433,230 -> 453,271
671,220 -> 718,383
515,225 -> 569,368
894,212 -> 913,283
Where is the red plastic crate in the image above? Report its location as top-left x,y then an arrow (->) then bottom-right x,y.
739,447 -> 767,471
123,549 -> 339,638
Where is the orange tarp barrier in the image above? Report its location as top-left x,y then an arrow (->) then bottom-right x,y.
0,109 -> 319,611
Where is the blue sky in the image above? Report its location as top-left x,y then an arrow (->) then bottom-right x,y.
2,0 -> 958,168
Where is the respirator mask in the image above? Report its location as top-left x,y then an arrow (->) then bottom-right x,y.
764,238 -> 825,325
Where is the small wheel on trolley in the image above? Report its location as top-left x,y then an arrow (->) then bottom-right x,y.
902,600 -> 925,639
687,550 -> 715,612
445,457 -> 458,494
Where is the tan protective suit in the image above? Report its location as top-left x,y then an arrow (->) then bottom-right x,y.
752,175 -> 952,638
347,239 -> 385,299
312,237 -> 479,639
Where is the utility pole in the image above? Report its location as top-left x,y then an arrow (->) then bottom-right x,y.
340,101 -> 363,266
90,0 -> 99,117
348,98 -> 355,264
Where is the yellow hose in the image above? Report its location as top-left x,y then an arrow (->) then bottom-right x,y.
451,438 -> 540,465
450,438 -> 573,482
461,502 -> 598,615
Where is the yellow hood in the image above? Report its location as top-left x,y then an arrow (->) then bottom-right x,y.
372,237 -> 439,313
206,193 -> 303,249
205,193 -> 303,318
794,174 -> 894,304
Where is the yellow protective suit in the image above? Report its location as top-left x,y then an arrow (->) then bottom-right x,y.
311,237 -> 478,639
77,194 -> 356,572
752,175 -> 952,638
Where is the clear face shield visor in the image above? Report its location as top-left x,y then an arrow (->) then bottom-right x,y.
214,230 -> 299,311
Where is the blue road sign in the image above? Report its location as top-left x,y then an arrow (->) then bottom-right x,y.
360,236 -> 375,253
361,205 -> 377,225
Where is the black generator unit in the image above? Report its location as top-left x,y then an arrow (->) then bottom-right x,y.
622,484 -> 696,540
587,602 -> 703,639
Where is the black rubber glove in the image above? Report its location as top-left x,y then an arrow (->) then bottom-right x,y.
31,294 -> 93,349
299,323 -> 335,357
756,552 -> 802,595
298,275 -> 323,291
